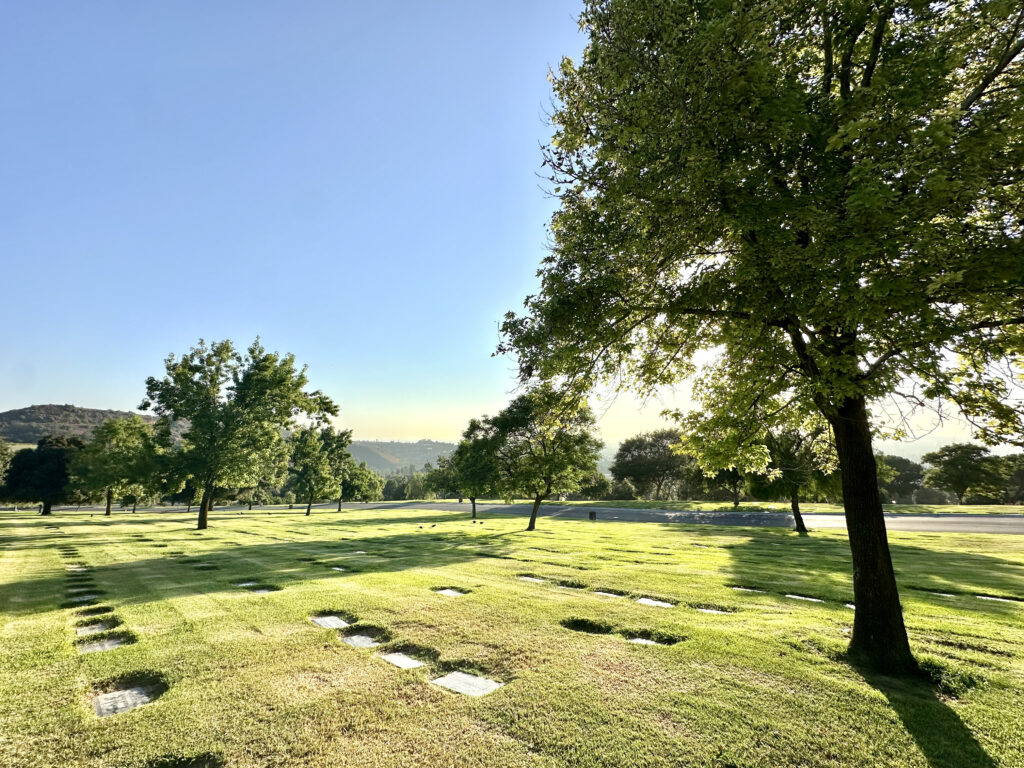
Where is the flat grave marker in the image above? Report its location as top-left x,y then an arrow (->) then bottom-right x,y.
435,588 -> 465,597
785,594 -> 824,603
78,636 -> 126,654
595,591 -> 625,599
76,621 -> 114,637
94,686 -> 153,717
431,671 -> 503,697
68,594 -> 100,604
627,637 -> 662,645
636,597 -> 674,608
341,634 -> 380,648
519,576 -> 545,583
380,652 -> 425,669
310,615 -> 350,629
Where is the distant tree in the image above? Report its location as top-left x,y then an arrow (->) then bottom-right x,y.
484,386 -> 602,530
875,455 -> 925,504
922,444 -> 998,504
449,419 -> 502,518
610,429 -> 697,500
324,429 -> 354,511
0,436 -> 84,515
762,427 -> 834,534
71,415 -> 159,516
993,454 -> 1024,504
341,461 -> 384,502
288,426 -> 344,515
0,439 -> 12,483
141,339 -> 336,529
424,456 -> 461,500
575,470 -> 612,501
237,437 -> 291,511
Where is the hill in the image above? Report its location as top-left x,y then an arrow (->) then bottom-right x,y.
349,439 -> 455,476
0,404 -> 164,444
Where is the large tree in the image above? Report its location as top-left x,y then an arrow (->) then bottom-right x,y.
340,461 -> 384,503
0,436 -> 84,515
922,443 -> 999,504
142,339 -> 336,529
451,419 -> 502,518
71,415 -> 161,516
875,454 -> 925,504
610,429 -> 697,500
289,425 -> 351,515
0,439 -> 12,483
483,386 -> 602,531
500,0 -> 1024,672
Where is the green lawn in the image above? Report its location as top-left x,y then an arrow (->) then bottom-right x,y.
563,499 -> 1024,515
1,507 -> 1021,768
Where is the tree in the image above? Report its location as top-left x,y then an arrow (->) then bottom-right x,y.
340,461 -> 384,502
0,440 -> 12,484
71,415 -> 160,516
922,443 -> 998,504
483,386 -> 602,530
500,0 -> 1024,672
288,426 -> 341,515
610,429 -> 698,499
323,428 -> 354,511
142,339 -> 337,529
449,419 -> 502,518
875,455 -> 924,504
424,455 -> 461,500
0,436 -> 84,514
762,427 -> 834,534
237,437 -> 291,510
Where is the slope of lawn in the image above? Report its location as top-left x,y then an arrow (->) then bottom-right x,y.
0,507 -> 1021,768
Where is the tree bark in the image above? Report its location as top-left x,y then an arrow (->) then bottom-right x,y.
337,495 -> 343,512
470,497 -> 477,519
829,396 -> 916,673
197,485 -> 211,530
248,501 -> 253,511
306,492 -> 313,516
526,494 -> 543,531
187,501 -> 192,514
41,501 -> 52,515
105,487 -> 113,517
791,487 -> 808,534
131,501 -> 137,513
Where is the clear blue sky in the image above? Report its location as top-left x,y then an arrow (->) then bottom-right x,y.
1,1 -> 639,442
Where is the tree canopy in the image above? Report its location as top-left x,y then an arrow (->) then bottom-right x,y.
142,338 -> 337,529
500,0 -> 1024,672
71,415 -> 163,516
0,435 -> 84,515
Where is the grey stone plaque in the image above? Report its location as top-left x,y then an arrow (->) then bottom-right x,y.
430,671 -> 503,696
435,588 -> 465,596
785,594 -> 824,603
310,615 -> 350,629
76,621 -> 114,636
94,686 -> 153,717
341,634 -> 380,648
78,636 -> 125,654
636,597 -> 674,608
380,652 -> 425,669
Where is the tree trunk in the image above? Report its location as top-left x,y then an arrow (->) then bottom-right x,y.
248,501 -> 253,511
526,494 -> 543,531
197,486 -> 211,530
132,501 -> 137,513
732,483 -> 740,507
306,492 -> 313,516
791,487 -> 808,535
829,396 -> 916,674
471,497 -> 477,519
338,495 -> 343,512
187,501 -> 192,514
105,487 -> 113,517
41,501 -> 52,515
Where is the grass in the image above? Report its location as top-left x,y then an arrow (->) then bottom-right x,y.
562,499 -> 1024,515
1,507 -> 1021,768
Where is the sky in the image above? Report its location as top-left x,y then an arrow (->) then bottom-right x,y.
0,2 -> 975,458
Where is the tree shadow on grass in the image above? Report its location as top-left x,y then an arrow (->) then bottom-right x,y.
856,666 -> 996,768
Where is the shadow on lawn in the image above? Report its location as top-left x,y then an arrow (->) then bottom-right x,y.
0,512 -> 518,613
858,669 -> 996,768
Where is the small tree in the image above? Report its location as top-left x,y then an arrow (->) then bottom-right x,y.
72,415 -> 158,516
0,436 -> 84,515
289,426 -> 349,515
611,429 -> 699,500
0,440 -> 12,483
875,455 -> 925,504
142,339 -> 337,529
451,419 -> 501,519
922,443 -> 998,504
485,386 -> 602,531
341,461 -> 384,502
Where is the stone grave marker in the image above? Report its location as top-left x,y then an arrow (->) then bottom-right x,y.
76,621 -> 114,637
341,634 -> 380,648
78,636 -> 126,654
435,588 -> 465,597
380,652 -> 425,669
430,671 -> 503,697
310,615 -> 350,629
636,597 -> 674,608
785,594 -> 824,603
94,686 -> 153,717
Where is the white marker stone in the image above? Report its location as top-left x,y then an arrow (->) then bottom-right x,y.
785,594 -> 824,603
518,576 -> 545,583
68,587 -> 94,595
380,652 -> 425,669
341,634 -> 380,648
78,636 -> 126,654
234,581 -> 258,587
595,591 -> 625,598
431,671 -> 503,696
636,597 -> 674,608
69,594 -> 99,603
435,588 -> 465,597
353,550 -> 367,554
977,595 -> 1014,603
66,565 -> 87,572
695,607 -> 730,615
310,615 -> 350,629
250,587 -> 277,594
76,621 -> 114,636
731,587 -> 764,593
94,686 -> 153,717
931,592 -> 955,597
627,637 -> 661,645
844,603 -> 856,610
331,567 -> 346,572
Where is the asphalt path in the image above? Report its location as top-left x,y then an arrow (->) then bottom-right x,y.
334,501 -> 1024,535
29,501 -> 1024,535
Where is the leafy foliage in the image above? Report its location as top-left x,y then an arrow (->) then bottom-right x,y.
0,435 -> 84,513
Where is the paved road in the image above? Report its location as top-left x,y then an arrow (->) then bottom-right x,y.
32,501 -> 1024,535
334,501 -> 1024,535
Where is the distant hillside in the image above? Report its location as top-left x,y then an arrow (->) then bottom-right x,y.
349,439 -> 455,476
0,404 -> 169,444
